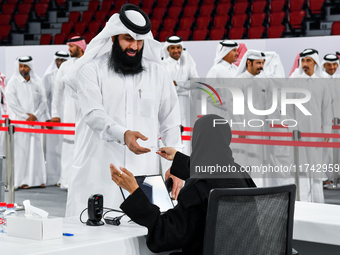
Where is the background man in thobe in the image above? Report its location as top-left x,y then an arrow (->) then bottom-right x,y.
62,4 -> 183,217
162,35 -> 199,156
288,48 -> 332,202
0,71 -> 6,155
42,51 -> 69,186
51,37 -> 86,190
5,56 -> 49,189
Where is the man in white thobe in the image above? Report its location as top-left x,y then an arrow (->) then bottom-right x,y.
288,48 -> 332,203
162,35 -> 199,157
321,53 -> 340,185
51,37 -> 86,190
42,51 -> 69,186
5,56 -> 49,189
62,4 -> 183,217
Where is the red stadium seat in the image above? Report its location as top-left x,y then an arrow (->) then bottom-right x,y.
270,0 -> 286,13
54,33 -> 67,44
152,7 -> 166,20
200,4 -> 214,17
128,0 -> 141,6
158,30 -> 174,42
252,1 -> 268,13
88,20 -> 101,34
7,0 -> 19,3
228,27 -> 245,39
183,6 -> 198,17
82,11 -> 94,23
2,4 -> 16,15
202,0 -> 214,4
331,21 -> 340,35
68,11 -> 81,24
40,34 -> 53,45
150,18 -> 162,31
163,17 -> 177,30
0,25 -> 11,42
83,32 -> 96,43
18,3 -> 32,14
95,10 -> 108,23
168,6 -> 182,19
14,14 -> 29,29
115,0 -> 126,10
289,0 -> 305,12
214,15 -> 229,28
248,26 -> 265,39
289,10 -> 306,29
0,14 -> 11,25
101,0 -> 112,11
142,0 -> 154,9
269,11 -> 286,26
192,29 -> 208,40
187,0 -> 199,6
267,25 -> 285,38
309,0 -> 325,15
250,13 -> 267,27
196,16 -> 211,29
151,29 -> 158,38
210,28 -> 226,40
179,17 -> 194,30
39,0 -> 50,4
171,0 -> 183,7
75,21 -> 88,35
23,0 -> 34,3
61,22 -> 74,35
88,0 -> 100,12
216,3 -> 231,16
35,3 -> 49,18
234,2 -> 249,14
231,14 -> 248,28
156,0 -> 169,8
141,8 -> 151,16
176,29 -> 191,40
219,0 -> 232,3
55,0 -> 66,7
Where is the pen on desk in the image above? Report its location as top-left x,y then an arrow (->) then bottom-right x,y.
63,233 -> 74,236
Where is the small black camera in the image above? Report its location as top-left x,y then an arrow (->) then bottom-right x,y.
86,194 -> 104,226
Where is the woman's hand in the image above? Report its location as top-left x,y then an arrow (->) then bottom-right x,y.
110,164 -> 139,195
156,147 -> 178,161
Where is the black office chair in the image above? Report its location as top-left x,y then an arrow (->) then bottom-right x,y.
203,184 -> 298,255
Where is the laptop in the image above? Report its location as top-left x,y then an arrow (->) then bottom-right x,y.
120,175 -> 174,213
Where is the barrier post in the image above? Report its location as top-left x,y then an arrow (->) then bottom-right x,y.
332,118 -> 339,189
4,117 -> 9,189
293,130 -> 301,201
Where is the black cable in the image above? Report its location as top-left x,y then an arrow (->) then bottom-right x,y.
79,208 -> 87,224
103,207 -> 123,213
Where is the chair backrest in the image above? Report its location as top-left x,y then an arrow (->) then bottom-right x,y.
203,184 -> 296,255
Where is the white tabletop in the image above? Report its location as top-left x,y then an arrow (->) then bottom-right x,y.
293,201 -> 340,246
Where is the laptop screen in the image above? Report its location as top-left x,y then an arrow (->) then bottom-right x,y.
120,175 -> 174,213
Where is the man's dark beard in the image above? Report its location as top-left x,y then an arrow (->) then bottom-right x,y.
20,71 -> 30,78
108,37 -> 144,76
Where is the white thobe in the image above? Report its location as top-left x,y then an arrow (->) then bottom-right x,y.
288,73 -> 333,203
52,58 -> 78,189
42,69 -> 62,185
163,56 -> 199,157
65,53 -> 182,217
206,60 -> 238,121
5,76 -> 48,188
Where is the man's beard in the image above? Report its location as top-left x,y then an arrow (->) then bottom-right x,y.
20,71 -> 30,78
108,37 -> 144,76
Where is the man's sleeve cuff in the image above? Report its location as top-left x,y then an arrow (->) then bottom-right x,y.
110,124 -> 129,145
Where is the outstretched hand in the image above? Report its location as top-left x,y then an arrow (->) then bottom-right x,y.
110,164 -> 139,195
156,147 -> 178,161
124,130 -> 151,155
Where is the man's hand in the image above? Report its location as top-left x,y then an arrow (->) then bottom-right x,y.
165,168 -> 183,200
124,130 -> 151,155
324,138 -> 330,142
51,117 -> 61,123
45,119 -> 53,129
173,81 -> 177,86
26,113 -> 37,122
239,135 -> 246,138
156,147 -> 178,161
110,164 -> 139,195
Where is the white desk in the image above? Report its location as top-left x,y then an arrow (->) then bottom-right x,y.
1,216 -> 166,255
294,201 -> 340,246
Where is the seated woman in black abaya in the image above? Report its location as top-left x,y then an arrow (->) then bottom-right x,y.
110,114 -> 256,255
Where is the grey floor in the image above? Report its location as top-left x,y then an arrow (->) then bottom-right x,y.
2,185 -> 340,218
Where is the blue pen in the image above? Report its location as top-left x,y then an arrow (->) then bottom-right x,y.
63,233 -> 74,236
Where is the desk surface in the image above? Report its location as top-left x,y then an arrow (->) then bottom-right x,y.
294,201 -> 340,246
1,216 -> 162,255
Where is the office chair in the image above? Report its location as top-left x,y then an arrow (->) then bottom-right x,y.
203,184 -> 298,255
